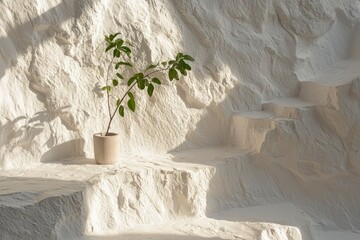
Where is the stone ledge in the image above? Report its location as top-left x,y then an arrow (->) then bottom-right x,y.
0,148 -> 248,239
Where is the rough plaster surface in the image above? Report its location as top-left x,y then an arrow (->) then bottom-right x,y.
1,0 -> 360,239
1,148 -> 359,239
1,0 -> 360,168
0,149 -> 315,239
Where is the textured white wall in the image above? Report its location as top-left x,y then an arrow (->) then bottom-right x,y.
0,0 -> 359,169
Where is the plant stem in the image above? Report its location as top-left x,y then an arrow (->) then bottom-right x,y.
106,57 -> 115,122
144,66 -> 169,78
104,67 -> 168,136
105,81 -> 137,135
93,40 -> 106,53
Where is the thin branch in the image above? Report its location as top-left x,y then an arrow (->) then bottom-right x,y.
93,40 -> 106,53
144,66 -> 170,78
106,57 -> 115,118
104,60 -> 174,135
105,81 -> 137,135
104,66 -> 170,135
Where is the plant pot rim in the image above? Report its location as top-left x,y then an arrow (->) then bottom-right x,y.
94,132 -> 119,138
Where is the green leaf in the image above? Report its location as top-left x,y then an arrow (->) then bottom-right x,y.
116,42 -> 124,50
176,60 -> 186,75
113,49 -> 120,58
116,99 -> 121,106
152,77 -> 161,85
180,70 -> 186,75
169,68 -> 178,81
105,43 -> 116,52
161,61 -> 167,67
183,55 -> 194,61
184,63 -> 191,70
112,32 -> 121,40
137,78 -> 146,90
116,73 -> 124,79
119,105 -> 125,117
169,60 -> 176,65
128,98 -> 135,112
112,79 -> 118,86
176,53 -> 183,60
109,33 -> 121,41
127,76 -> 137,86
137,72 -> 144,79
128,92 -> 134,99
120,46 -> 131,53
179,59 -> 186,66
176,66 -> 186,76
146,64 -> 157,71
116,38 -> 124,44
116,61 -> 133,69
105,35 -> 110,43
147,83 -> 154,97
101,86 -> 111,92
117,51 -> 121,58
119,61 -> 133,67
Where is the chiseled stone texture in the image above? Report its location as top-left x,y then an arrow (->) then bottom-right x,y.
1,0 -> 360,238
1,0 -> 360,169
0,148 -> 358,239
0,149 -> 240,239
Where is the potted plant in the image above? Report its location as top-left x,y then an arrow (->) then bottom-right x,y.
93,33 -> 194,164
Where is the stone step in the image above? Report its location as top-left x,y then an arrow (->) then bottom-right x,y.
230,111 -> 294,153
0,148 -> 249,240
0,176 -> 86,240
299,60 -> 360,105
263,97 -> 314,119
83,204 -> 306,240
82,203 -> 360,240
304,60 -> 360,86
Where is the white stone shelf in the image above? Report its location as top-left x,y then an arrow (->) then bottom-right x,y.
299,60 -> 360,105
84,204 -> 306,240
83,203 -> 360,240
263,97 -> 314,119
302,60 -> 360,86
1,148 -> 360,240
0,148 -> 249,239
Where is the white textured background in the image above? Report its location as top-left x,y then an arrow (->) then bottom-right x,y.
1,0 -> 360,169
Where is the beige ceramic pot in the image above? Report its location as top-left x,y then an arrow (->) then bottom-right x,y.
93,132 -> 121,164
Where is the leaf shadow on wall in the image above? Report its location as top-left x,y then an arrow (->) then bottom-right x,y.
0,0 -> 99,164
0,115 -> 49,154
35,106 -> 85,163
0,106 -> 85,164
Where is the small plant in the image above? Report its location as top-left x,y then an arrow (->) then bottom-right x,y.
96,33 -> 194,136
